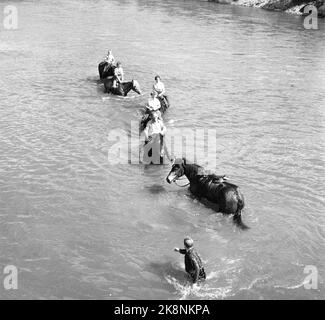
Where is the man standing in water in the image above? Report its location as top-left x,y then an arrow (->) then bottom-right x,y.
174,237 -> 206,284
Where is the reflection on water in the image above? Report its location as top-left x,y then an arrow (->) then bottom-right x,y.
0,0 -> 324,299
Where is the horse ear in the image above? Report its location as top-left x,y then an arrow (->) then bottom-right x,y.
182,157 -> 187,165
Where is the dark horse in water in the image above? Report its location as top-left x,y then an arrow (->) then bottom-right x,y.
103,78 -> 142,96
166,158 -> 248,230
99,61 -> 141,96
98,61 -> 115,79
139,96 -> 170,131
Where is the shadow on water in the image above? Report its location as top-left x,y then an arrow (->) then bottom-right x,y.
85,76 -> 105,94
145,184 -> 167,195
85,76 -> 101,83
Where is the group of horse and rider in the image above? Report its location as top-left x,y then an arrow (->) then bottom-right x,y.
99,49 -> 172,163
98,50 -> 249,285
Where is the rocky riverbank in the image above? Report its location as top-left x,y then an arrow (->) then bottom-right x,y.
209,0 -> 325,17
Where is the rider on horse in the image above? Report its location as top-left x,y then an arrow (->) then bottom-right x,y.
143,109 -> 166,144
146,91 -> 162,118
153,75 -> 169,111
104,50 -> 115,66
113,61 -> 124,89
143,109 -> 172,163
99,50 -> 116,78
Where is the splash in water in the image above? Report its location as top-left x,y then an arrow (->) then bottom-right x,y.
164,262 -> 233,300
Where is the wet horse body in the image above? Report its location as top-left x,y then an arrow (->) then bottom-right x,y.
166,159 -> 248,229
103,78 -> 141,96
98,61 -> 115,79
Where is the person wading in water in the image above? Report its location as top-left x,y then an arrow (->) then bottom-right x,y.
174,237 -> 206,284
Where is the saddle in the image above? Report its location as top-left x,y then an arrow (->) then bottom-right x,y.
197,174 -> 229,191
210,174 -> 229,183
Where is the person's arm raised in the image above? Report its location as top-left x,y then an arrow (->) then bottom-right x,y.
174,248 -> 186,254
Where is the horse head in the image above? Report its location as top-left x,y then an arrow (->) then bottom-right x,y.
132,79 -> 142,95
166,158 -> 187,184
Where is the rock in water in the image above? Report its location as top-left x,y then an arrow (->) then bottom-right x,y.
263,0 -> 297,11
232,0 -> 325,15
218,0 -> 233,4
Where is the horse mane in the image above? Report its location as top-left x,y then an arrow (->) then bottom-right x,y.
184,163 -> 204,181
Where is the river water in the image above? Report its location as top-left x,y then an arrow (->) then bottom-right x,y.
0,0 -> 324,300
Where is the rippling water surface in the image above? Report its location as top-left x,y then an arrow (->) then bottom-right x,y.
0,0 -> 324,299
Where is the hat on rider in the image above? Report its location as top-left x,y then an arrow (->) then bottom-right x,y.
184,236 -> 194,249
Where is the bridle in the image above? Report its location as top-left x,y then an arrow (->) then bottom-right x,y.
173,177 -> 190,187
171,165 -> 190,187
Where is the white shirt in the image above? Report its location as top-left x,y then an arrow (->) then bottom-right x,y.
144,119 -> 166,140
114,67 -> 124,81
153,81 -> 165,95
104,54 -> 115,64
146,97 -> 161,111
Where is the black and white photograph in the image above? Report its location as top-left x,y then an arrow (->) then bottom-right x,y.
0,0 -> 324,303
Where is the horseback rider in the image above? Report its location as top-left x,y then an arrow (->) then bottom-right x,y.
153,75 -> 165,98
143,109 -> 166,143
153,75 -> 169,109
174,237 -> 206,284
146,91 -> 161,117
113,61 -> 124,88
143,110 -> 172,162
139,92 -> 161,134
103,50 -> 115,68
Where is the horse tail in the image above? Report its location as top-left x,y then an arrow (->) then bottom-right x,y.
233,190 -> 249,230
